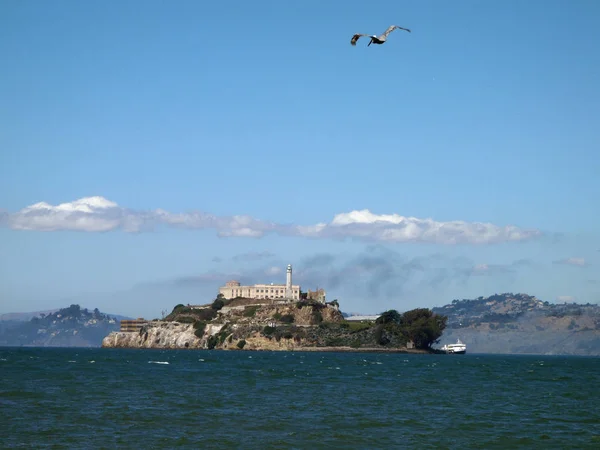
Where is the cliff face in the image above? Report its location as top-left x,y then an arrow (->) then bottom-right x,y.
101,319 -> 327,351
101,300 -> 395,351
102,321 -> 225,349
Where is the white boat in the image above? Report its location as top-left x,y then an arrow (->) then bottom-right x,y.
441,339 -> 467,354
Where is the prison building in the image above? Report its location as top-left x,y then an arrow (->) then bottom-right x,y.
218,264 -> 300,300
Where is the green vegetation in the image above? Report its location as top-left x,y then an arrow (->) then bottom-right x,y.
313,308 -> 447,350
165,305 -> 218,323
243,305 -> 260,317
296,300 -> 326,309
216,327 -> 231,345
193,320 -> 206,338
376,310 -> 402,325
252,307 -> 447,350
211,298 -> 225,311
261,325 -> 305,342
345,321 -> 372,332
312,310 -> 323,324
207,335 -> 218,349
279,314 -> 295,324
237,339 -> 246,349
177,316 -> 196,324
371,308 -> 448,349
263,325 -> 276,336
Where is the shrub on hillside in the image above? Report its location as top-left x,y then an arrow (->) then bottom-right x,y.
193,321 -> 206,338
312,310 -> 323,324
193,308 -> 218,321
211,299 -> 225,311
279,314 -> 294,324
243,306 -> 259,317
177,316 -> 195,324
207,335 -> 218,350
263,326 -> 276,336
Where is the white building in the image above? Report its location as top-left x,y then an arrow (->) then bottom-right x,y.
218,264 -> 300,300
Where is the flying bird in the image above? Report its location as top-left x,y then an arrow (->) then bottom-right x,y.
350,25 -> 411,47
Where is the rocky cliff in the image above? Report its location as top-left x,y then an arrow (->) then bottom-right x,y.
101,298 -> 431,352
102,321 -> 222,349
102,299 -> 351,351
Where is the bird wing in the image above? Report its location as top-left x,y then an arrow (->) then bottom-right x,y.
350,33 -> 370,46
379,25 -> 411,39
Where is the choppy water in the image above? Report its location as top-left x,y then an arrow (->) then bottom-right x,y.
1,348 -> 599,449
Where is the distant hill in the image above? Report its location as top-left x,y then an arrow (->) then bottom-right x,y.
0,304 -> 130,348
432,293 -> 600,355
0,309 -> 60,322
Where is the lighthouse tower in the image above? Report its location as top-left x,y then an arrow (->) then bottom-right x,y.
285,264 -> 293,300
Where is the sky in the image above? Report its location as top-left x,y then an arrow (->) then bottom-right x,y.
1,0 -> 599,319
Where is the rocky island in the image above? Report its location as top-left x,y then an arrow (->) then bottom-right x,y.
101,296 -> 447,353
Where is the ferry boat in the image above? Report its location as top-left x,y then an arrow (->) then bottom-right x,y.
441,339 -> 467,354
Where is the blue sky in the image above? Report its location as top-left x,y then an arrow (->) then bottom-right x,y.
1,0 -> 599,319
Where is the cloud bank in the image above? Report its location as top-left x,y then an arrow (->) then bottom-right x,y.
151,246 -> 536,313
2,196 -> 543,245
553,257 -> 588,267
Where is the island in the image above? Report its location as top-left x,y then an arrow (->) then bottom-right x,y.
101,296 -> 448,353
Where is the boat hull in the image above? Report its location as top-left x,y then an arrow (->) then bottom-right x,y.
446,349 -> 466,354
441,339 -> 467,354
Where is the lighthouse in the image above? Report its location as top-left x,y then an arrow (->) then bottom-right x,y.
285,264 -> 293,299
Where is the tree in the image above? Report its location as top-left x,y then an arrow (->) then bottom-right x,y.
376,309 -> 401,325
211,298 -> 225,311
400,308 -> 447,349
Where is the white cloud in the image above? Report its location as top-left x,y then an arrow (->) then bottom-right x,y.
470,259 -> 533,276
556,295 -> 576,303
472,263 -> 491,273
232,251 -> 276,262
265,266 -> 283,276
2,196 -> 543,245
553,257 -> 588,267
292,209 -> 542,245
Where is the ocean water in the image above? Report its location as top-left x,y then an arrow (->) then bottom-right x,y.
1,348 -> 599,449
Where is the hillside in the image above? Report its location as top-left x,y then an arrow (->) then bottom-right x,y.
0,309 -> 60,322
102,297 -> 445,352
432,293 -> 600,355
0,304 -> 125,347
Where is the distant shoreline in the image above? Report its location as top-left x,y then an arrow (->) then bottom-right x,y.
99,342 -> 439,354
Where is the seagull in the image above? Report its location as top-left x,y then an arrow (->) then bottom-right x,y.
350,25 -> 411,47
